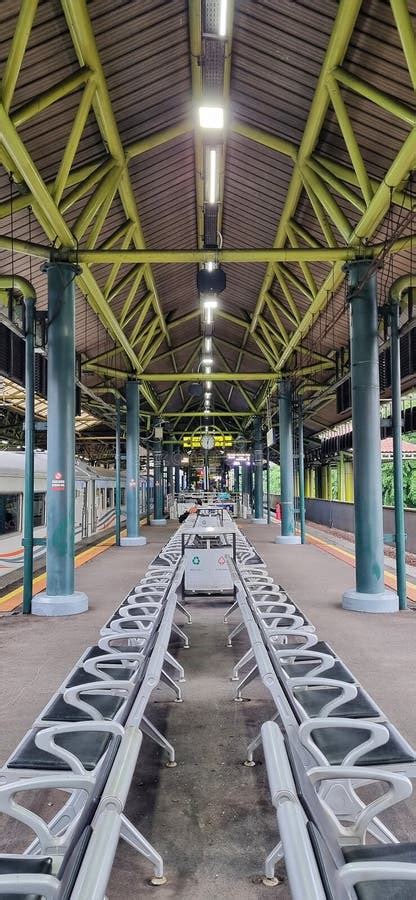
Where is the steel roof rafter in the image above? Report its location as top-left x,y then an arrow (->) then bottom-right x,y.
235,0 -> 416,388
0,5 -> 164,412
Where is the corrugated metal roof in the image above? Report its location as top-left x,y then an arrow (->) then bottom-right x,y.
0,0 -> 416,443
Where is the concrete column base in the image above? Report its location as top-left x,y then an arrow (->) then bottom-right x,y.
151,518 -> 167,526
252,517 -> 267,524
342,589 -> 399,613
32,590 -> 88,617
120,535 -> 147,547
275,535 -> 301,545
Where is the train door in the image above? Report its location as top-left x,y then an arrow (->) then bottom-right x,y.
81,483 -> 88,538
90,479 -> 96,534
74,482 -> 85,543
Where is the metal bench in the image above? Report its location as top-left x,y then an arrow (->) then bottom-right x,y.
0,559 -> 187,898
262,720 -> 416,899
226,558 -> 416,847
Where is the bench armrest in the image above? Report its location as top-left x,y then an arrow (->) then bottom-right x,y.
34,720 -> 124,774
308,765 -> 412,841
63,680 -> 133,719
299,717 -> 390,767
0,873 -> 60,898
289,677 -> 357,717
339,860 -> 416,889
276,650 -> 337,676
83,652 -> 144,679
0,773 -> 95,852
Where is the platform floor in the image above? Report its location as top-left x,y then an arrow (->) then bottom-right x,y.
1,521 -> 416,898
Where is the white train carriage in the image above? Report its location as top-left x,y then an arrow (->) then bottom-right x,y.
0,451 -> 127,577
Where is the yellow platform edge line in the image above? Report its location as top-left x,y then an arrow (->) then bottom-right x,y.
0,523 -> 143,611
306,532 -> 416,602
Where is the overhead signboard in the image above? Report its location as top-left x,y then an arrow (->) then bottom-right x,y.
183,433 -> 233,449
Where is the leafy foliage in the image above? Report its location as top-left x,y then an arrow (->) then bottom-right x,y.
263,463 -> 280,494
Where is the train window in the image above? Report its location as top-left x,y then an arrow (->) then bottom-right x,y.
0,494 -> 20,535
106,488 -> 112,508
33,493 -> 45,527
120,487 -> 126,505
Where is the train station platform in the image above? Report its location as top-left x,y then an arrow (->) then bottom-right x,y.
1,521 -> 416,898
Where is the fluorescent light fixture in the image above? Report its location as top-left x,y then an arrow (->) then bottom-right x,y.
209,149 -> 217,203
206,261 -> 215,272
204,366 -> 212,374
202,357 -> 213,366
206,380 -> 212,389
202,297 -> 218,325
203,298 -> 218,309
199,106 -> 224,129
219,0 -> 227,36
204,337 -> 212,352
205,392 -> 212,399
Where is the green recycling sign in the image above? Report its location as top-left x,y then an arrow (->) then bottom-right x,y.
192,555 -> 200,565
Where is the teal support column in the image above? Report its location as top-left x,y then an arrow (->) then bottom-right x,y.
276,381 -> 300,544
115,397 -> 121,546
249,459 -> 254,510
174,457 -> 180,493
146,446 -> 151,525
342,259 -> 397,612
234,465 -> 240,495
121,380 -> 146,546
152,426 -> 166,525
23,293 -> 35,614
33,262 -> 88,615
266,447 -> 271,525
390,298 -> 407,610
298,405 -> 306,545
253,416 -> 266,523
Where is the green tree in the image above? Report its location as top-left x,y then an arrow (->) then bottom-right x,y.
263,463 -> 280,495
381,460 -> 416,508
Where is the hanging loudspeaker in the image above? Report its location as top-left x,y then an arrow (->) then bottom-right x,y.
197,267 -> 226,294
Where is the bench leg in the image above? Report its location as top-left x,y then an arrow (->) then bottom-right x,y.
161,668 -> 183,702
231,647 -> 255,681
223,599 -> 238,623
164,649 -> 185,682
120,813 -> 166,883
235,664 -> 259,701
176,599 -> 192,624
263,840 -> 283,885
171,622 -> 189,648
244,711 -> 280,766
142,715 -> 177,766
227,620 -> 244,647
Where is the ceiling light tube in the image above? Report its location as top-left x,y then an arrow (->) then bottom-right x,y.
204,337 -> 212,352
202,357 -> 213,366
209,149 -> 217,204
199,106 -> 224,129
219,0 -> 227,36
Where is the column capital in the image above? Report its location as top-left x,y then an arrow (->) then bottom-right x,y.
41,260 -> 81,276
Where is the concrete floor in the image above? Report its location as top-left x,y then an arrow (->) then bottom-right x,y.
1,521 -> 416,898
